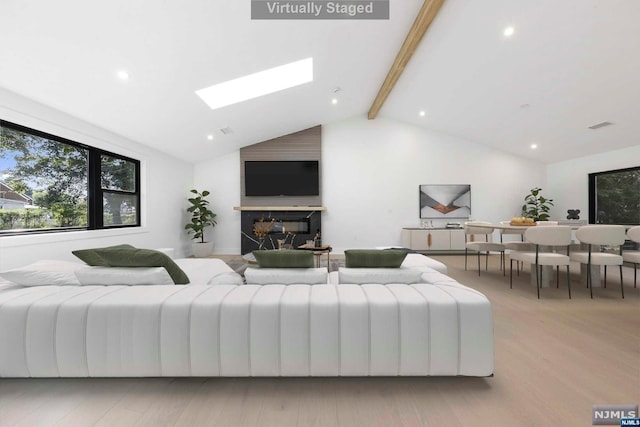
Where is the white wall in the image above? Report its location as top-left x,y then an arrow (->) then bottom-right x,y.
0,88 -> 194,270
322,117 -> 546,251
193,151 -> 241,254
547,145 -> 640,221
194,115 -> 547,253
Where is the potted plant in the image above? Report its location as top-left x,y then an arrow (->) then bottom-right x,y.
185,189 -> 217,257
521,187 -> 554,222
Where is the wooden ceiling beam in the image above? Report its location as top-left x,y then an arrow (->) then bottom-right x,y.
367,0 -> 446,120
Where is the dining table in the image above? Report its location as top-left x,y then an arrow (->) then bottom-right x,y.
467,221 -> 604,288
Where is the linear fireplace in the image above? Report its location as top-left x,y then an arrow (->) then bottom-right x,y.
254,218 -> 310,235
240,210 -> 321,254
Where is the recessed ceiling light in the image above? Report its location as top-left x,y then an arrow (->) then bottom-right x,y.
116,70 -> 129,81
419,111 -> 426,117
207,134 -> 214,141
530,143 -> 538,149
504,26 -> 515,37
196,58 -> 313,110
331,98 -> 338,105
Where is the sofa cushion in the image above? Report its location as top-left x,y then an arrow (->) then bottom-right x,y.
338,267 -> 422,285
0,260 -> 83,286
245,267 -> 328,285
174,258 -> 235,285
72,244 -> 135,266
74,267 -> 174,286
344,249 -> 408,268
252,250 -> 314,268
74,246 -> 189,284
401,253 -> 448,275
207,272 -> 245,286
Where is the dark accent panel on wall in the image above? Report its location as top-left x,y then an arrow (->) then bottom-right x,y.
240,126 -> 322,207
240,210 -> 322,254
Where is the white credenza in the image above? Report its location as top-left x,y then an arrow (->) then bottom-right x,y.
401,228 -> 466,252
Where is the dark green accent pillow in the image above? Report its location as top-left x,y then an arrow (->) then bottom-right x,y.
74,246 -> 189,284
252,250 -> 314,268
72,244 -> 135,266
344,249 -> 408,268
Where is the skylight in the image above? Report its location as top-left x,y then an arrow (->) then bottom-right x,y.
196,58 -> 313,110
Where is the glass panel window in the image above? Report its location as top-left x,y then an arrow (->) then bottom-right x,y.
0,125 -> 88,233
101,155 -> 136,192
0,120 -> 140,235
590,167 -> 640,225
103,193 -> 138,226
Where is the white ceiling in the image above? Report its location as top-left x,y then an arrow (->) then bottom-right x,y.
1,0 -> 639,165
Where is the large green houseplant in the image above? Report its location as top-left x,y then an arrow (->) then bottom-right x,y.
521,187 -> 554,222
185,189 -> 217,257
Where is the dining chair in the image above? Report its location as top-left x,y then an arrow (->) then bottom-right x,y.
622,226 -> 640,288
498,220 -> 526,243
509,226 -> 572,299
464,222 -> 506,276
570,225 -> 626,298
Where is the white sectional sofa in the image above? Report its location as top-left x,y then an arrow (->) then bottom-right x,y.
0,253 -> 493,378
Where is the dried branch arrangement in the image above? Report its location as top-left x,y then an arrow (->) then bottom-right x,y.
253,218 -> 275,238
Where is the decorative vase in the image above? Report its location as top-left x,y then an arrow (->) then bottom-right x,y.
257,237 -> 266,250
192,241 -> 213,258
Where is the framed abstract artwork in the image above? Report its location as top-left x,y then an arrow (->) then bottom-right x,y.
419,184 -> 471,219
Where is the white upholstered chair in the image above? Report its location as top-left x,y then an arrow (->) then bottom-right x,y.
570,225 -> 626,298
464,222 -> 506,276
622,226 -> 640,288
499,221 -> 535,276
509,226 -> 572,299
498,220 -> 526,244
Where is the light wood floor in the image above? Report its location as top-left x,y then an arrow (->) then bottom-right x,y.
0,255 -> 638,427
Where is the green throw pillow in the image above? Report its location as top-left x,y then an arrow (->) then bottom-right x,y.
73,246 -> 189,284
344,249 -> 408,268
72,244 -> 135,266
252,250 -> 314,268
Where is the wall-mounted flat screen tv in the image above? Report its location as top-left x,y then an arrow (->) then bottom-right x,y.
419,184 -> 471,218
245,160 -> 319,196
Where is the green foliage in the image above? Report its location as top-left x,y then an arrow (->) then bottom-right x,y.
185,189 -> 217,243
0,210 -> 22,230
1,125 -> 96,231
521,187 -> 554,222
594,170 -> 640,224
0,208 -> 48,230
50,200 -> 87,227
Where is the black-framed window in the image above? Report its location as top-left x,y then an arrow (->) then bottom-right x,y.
589,166 -> 640,225
0,120 -> 140,235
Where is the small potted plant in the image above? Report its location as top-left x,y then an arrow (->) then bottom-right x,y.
185,189 -> 217,257
521,187 -> 554,222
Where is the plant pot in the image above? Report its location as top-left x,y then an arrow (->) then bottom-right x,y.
192,241 -> 213,258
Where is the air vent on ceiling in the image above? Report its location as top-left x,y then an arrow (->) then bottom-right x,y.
588,121 -> 613,130
219,127 -> 233,135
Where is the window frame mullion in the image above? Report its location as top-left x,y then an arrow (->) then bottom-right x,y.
87,150 -> 102,229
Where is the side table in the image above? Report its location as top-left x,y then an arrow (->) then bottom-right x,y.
297,244 -> 332,269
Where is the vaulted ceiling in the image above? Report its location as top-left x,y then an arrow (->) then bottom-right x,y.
1,0 -> 638,164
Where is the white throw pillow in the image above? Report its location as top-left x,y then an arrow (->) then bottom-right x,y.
74,266 -> 174,286
0,260 -> 83,286
244,268 -> 328,285
207,272 -> 244,286
338,267 -> 422,285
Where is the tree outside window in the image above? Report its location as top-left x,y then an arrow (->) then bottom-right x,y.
590,167 -> 640,225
